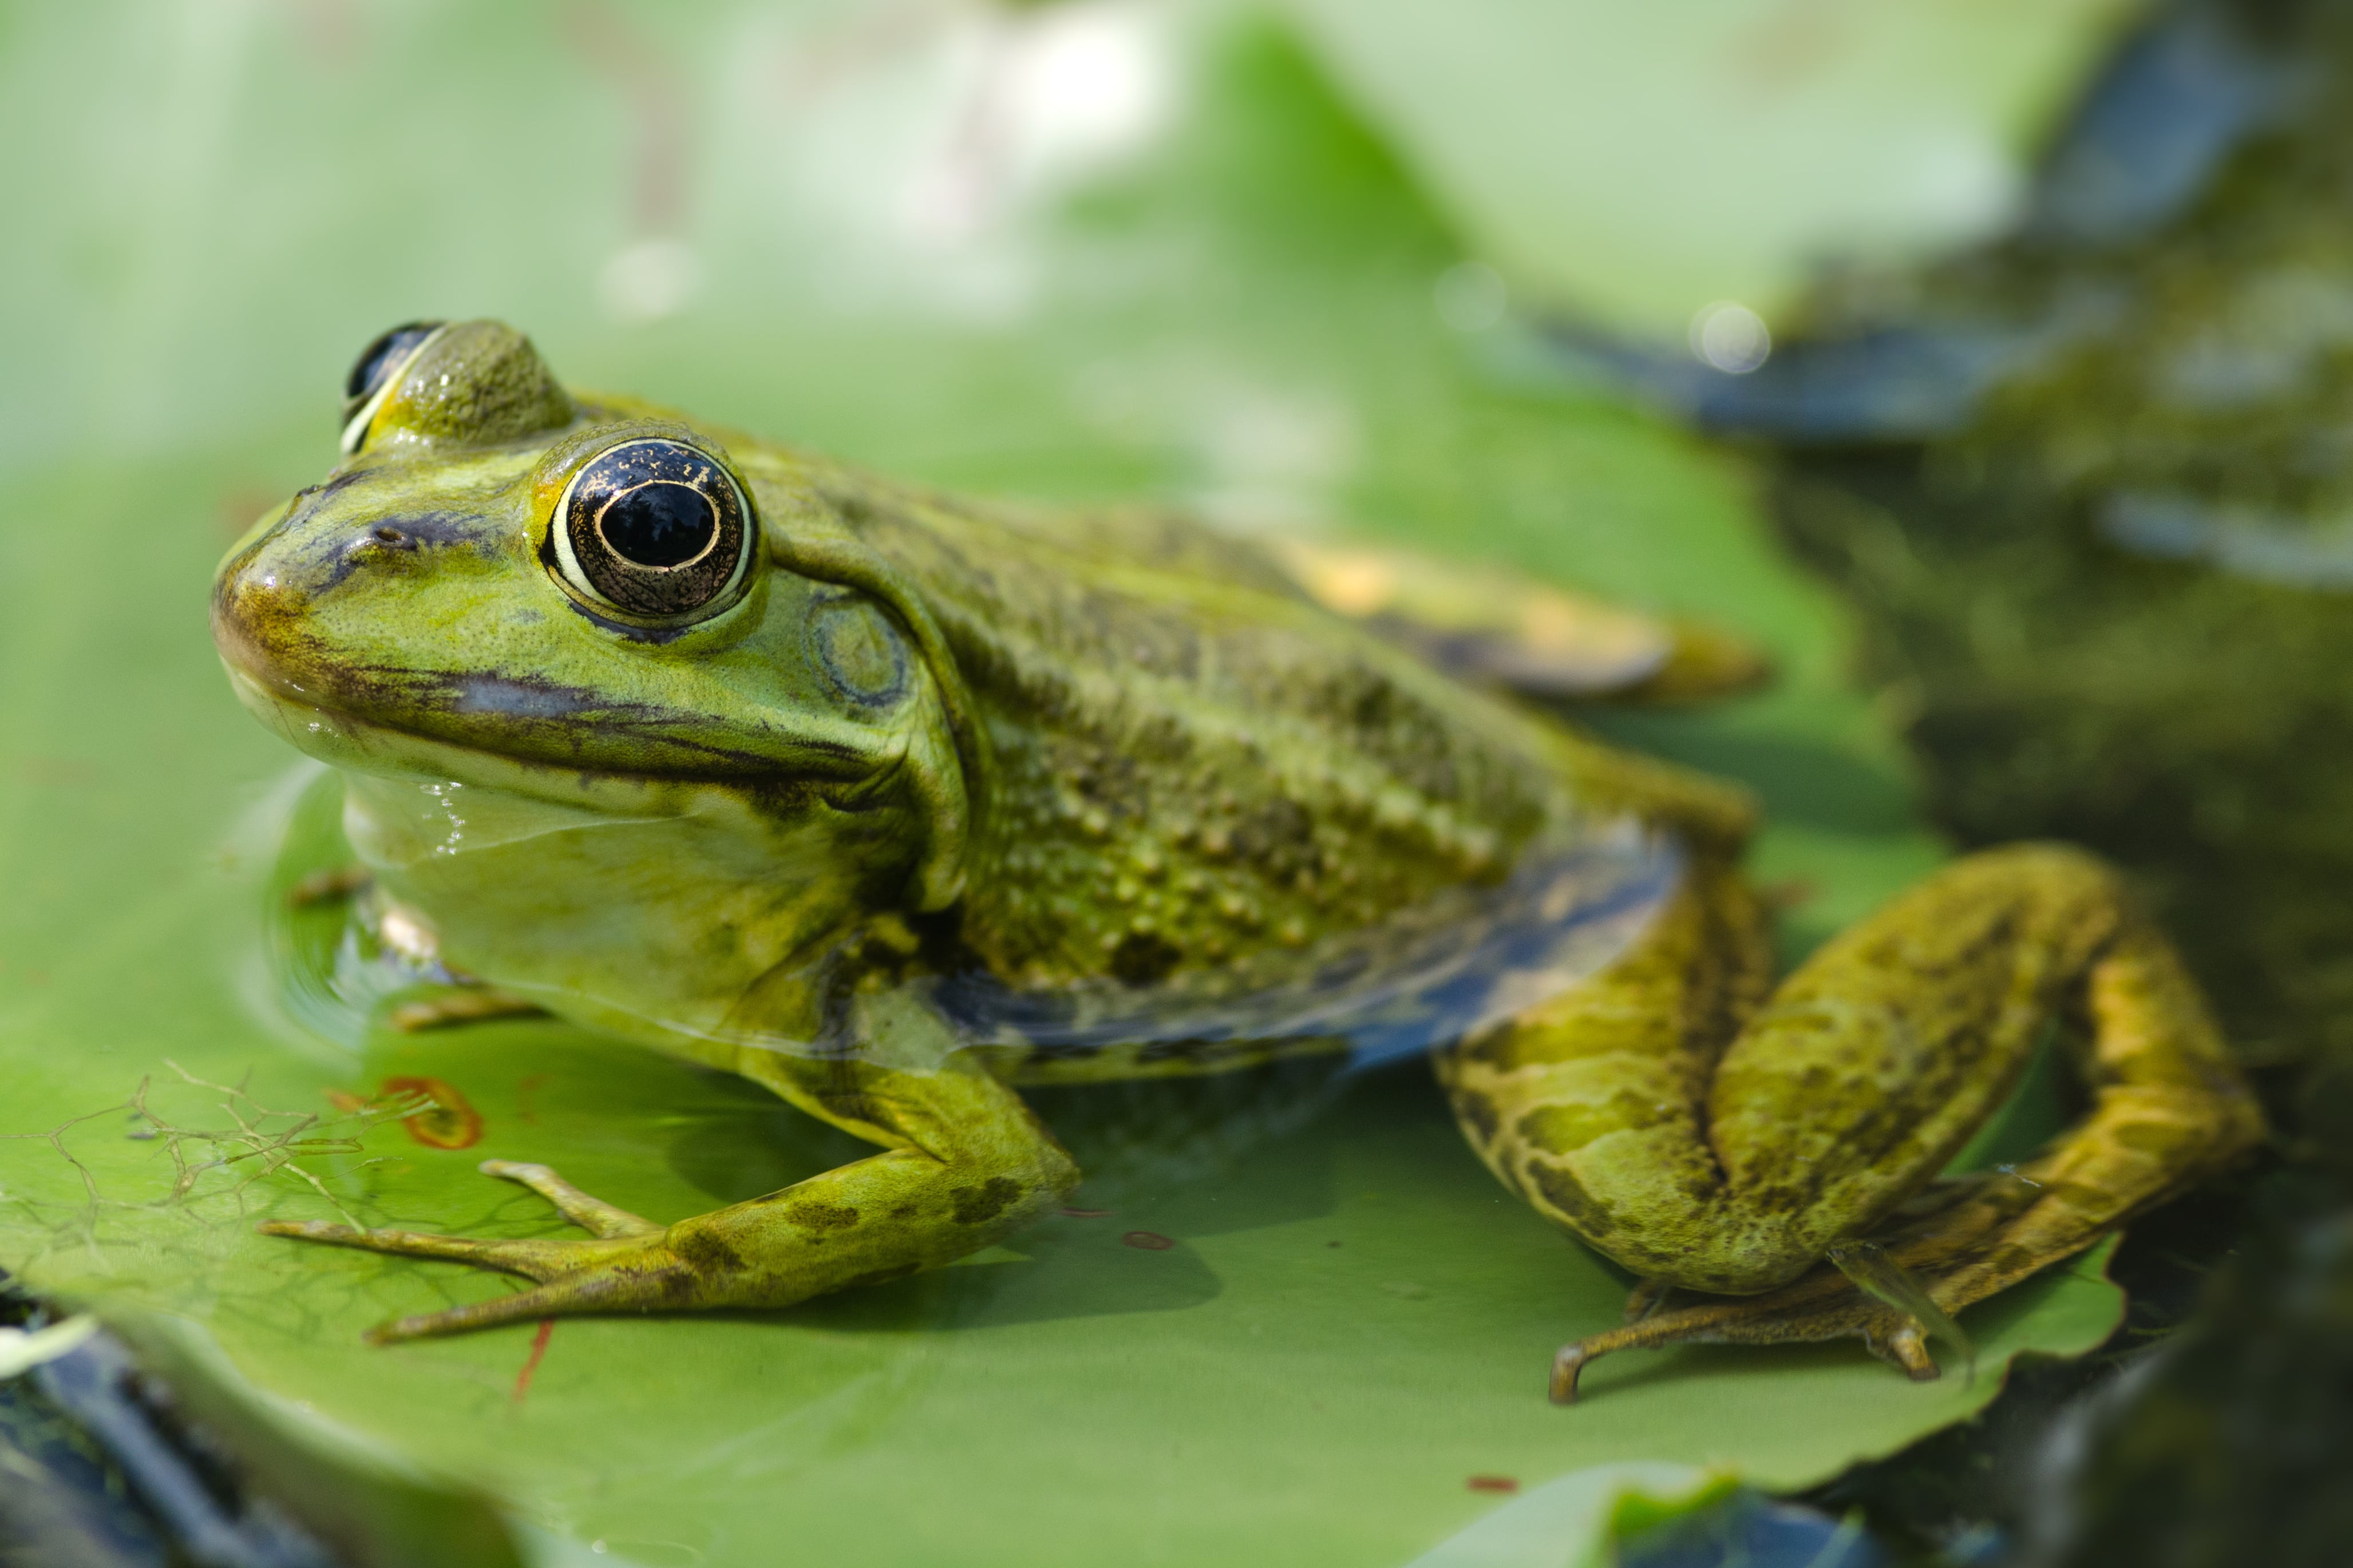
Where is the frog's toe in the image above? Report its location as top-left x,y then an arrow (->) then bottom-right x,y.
259,1215 -> 699,1343
360,1256 -> 694,1344
256,1217 -> 640,1284
1870,1323 -> 1940,1382
366,1295 -> 555,1345
1549,1341 -> 1596,1404
477,1159 -> 664,1238
258,1158 -> 667,1292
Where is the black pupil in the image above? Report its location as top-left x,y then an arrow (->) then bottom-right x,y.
602,484 -> 716,567
346,322 -> 440,403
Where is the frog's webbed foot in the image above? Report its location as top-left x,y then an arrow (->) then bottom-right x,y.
1552,1250 -> 1957,1404
259,1161 -> 684,1343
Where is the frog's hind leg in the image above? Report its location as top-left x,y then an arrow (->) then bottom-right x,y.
1437,844 -> 2266,1402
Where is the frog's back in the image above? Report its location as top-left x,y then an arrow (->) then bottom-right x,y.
746,449 -> 1614,996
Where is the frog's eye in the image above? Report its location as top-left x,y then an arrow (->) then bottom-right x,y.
340,320 -> 449,455
547,438 -> 755,621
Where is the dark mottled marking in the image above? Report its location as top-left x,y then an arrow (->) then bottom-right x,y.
951,1177 -> 1021,1226
1121,1230 -> 1175,1251
889,1202 -> 919,1219
673,1230 -> 745,1276
1109,930 -> 1183,987
1528,1162 -> 1612,1241
1452,1087 -> 1502,1146
785,1201 -> 861,1233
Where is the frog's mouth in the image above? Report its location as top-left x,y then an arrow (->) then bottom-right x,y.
222,662 -> 640,803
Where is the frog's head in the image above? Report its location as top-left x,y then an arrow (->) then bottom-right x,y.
212,319 -> 974,909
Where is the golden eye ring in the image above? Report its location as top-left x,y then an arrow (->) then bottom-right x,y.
547,438 -> 754,621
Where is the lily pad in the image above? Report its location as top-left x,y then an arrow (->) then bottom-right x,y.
1271,0 -> 2140,332
0,6 -> 2121,1565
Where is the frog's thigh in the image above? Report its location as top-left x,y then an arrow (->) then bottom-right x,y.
1440,845 -> 2263,1300
1434,854 -> 1773,1276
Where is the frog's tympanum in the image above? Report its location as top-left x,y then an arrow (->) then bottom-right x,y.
212,321 -> 2264,1400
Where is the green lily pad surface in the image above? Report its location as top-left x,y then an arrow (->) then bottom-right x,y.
0,5 -> 2121,1564
1270,0 -> 2140,331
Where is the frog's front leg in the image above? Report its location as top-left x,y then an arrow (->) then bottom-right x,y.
1436,844 -> 2265,1401
263,992 -> 1078,1342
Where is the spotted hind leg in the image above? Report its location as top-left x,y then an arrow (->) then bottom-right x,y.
1437,845 -> 2265,1401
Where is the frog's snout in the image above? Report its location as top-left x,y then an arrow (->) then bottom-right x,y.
209,534 -> 310,695
209,494 -> 370,694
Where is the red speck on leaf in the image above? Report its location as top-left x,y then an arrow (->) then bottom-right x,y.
1467,1475 -> 1518,1494
512,1318 -> 555,1403
1059,1207 -> 1112,1218
1121,1230 -> 1175,1251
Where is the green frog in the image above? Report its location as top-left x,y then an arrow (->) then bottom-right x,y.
211,320 -> 2264,1400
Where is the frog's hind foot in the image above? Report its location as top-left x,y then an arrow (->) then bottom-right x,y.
1551,1258 -> 1957,1404
259,1159 -> 687,1344
1550,1162 -> 2145,1405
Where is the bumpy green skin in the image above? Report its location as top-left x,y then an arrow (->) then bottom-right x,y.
212,322 -> 2264,1389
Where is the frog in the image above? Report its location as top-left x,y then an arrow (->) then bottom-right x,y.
210,319 -> 2265,1400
